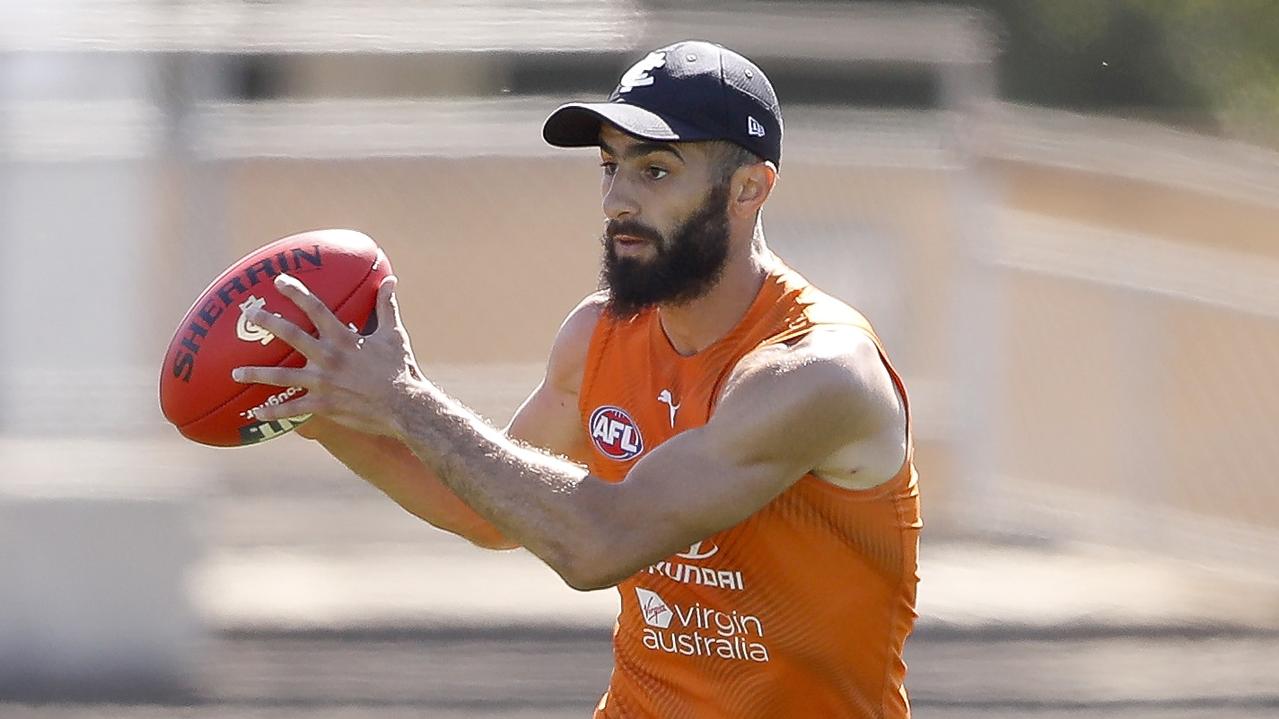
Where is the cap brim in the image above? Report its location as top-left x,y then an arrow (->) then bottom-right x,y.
543,102 -> 714,149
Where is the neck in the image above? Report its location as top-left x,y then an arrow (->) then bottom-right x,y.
657,226 -> 775,356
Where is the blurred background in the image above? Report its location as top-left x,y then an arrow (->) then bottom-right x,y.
2,1 -> 1278,717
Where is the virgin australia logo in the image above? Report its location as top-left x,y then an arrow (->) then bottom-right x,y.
635,587 -> 673,629
633,587 -> 770,663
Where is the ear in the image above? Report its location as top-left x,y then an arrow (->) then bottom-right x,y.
730,161 -> 777,220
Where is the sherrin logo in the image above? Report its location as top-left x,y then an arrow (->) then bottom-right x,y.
589,405 -> 644,461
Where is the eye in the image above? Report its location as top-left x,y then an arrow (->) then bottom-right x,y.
645,166 -> 669,180
600,161 -> 617,176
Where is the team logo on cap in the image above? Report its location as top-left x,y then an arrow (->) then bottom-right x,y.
617,51 -> 666,94
589,405 -> 645,460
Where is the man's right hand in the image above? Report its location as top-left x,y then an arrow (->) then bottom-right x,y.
283,292 -> 604,550
294,414 -> 342,441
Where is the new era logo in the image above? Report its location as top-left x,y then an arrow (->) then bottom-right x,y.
747,116 -> 766,137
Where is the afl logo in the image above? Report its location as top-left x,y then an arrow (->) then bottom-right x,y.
589,405 -> 644,461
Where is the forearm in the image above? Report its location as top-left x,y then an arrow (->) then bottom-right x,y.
389,377 -> 619,588
309,423 -> 517,549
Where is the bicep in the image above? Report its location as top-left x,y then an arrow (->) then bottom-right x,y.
619,423 -> 803,545
611,339 -> 890,553
577,395 -> 827,584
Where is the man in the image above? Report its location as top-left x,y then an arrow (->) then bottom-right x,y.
233,40 -> 921,718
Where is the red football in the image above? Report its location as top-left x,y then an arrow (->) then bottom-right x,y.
159,229 -> 393,447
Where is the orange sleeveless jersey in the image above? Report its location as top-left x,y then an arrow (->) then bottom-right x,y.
579,263 -> 921,719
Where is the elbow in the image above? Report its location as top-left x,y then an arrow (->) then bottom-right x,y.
467,534 -> 521,551
559,566 -> 623,592
550,547 -> 632,592
541,492 -> 650,590
464,525 -> 522,551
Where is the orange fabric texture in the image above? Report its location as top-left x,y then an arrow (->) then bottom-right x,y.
581,265 -> 921,719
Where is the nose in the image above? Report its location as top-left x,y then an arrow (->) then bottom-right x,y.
602,172 -> 640,221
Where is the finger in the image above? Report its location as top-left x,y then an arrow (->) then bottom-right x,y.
375,275 -> 399,334
232,365 -> 315,388
242,307 -> 324,359
252,394 -> 321,423
274,274 -> 348,339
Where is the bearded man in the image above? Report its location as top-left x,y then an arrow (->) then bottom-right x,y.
234,40 -> 921,718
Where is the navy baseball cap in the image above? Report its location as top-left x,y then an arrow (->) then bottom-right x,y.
543,40 -> 783,166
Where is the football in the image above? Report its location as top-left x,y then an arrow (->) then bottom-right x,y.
159,228 -> 393,447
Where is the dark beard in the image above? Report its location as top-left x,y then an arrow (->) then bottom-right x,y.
599,182 -> 732,319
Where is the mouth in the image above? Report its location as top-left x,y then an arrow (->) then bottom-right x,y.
610,233 -> 657,255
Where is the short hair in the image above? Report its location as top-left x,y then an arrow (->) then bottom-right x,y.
706,140 -> 763,184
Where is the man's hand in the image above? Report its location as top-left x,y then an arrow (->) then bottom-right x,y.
293,414 -> 343,440
231,273 -> 420,438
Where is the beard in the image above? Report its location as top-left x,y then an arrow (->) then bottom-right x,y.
599,182 -> 732,319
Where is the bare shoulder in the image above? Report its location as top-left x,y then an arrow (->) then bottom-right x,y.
719,326 -> 907,487
544,291 -> 608,394
723,326 -> 889,410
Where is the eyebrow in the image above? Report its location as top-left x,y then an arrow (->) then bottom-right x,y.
599,140 -> 685,163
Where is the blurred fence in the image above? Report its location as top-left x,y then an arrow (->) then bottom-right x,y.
973,104 -> 1279,573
